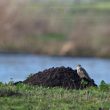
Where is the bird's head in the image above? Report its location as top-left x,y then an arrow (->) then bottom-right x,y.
77,64 -> 81,67
76,64 -> 81,69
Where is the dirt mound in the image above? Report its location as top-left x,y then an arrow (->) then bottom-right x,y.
23,66 -> 97,89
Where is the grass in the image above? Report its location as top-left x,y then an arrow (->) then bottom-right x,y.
0,81 -> 110,110
0,0 -> 110,57
37,33 -> 66,41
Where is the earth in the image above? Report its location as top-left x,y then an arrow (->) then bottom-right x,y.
22,66 -> 97,89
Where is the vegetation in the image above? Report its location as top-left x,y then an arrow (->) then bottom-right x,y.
0,0 -> 110,57
0,81 -> 110,110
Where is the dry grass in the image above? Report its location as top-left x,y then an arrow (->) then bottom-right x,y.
0,0 -> 110,57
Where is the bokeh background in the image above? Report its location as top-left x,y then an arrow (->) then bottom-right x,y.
0,0 -> 110,57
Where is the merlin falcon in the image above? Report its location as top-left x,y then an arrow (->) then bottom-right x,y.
76,64 -> 91,81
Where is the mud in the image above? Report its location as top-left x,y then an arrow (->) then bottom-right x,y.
23,66 -> 97,89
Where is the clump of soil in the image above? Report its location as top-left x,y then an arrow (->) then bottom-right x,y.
23,66 -> 97,89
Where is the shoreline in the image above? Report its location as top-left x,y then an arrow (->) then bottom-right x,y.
0,51 -> 110,59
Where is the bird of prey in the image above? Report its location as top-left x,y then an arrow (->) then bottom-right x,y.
76,64 -> 91,80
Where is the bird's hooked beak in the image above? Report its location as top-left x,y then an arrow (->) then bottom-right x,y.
77,64 -> 81,67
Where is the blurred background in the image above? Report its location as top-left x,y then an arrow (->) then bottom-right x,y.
0,0 -> 110,84
0,0 -> 110,57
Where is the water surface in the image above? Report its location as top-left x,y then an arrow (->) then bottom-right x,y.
0,54 -> 110,84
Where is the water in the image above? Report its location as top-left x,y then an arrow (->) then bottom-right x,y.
0,54 -> 110,84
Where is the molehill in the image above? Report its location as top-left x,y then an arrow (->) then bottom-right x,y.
23,66 -> 97,89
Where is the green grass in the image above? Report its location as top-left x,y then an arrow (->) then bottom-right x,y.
37,33 -> 66,41
72,3 -> 110,10
29,1 -> 110,12
0,82 -> 110,110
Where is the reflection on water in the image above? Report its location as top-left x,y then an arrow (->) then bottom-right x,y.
0,54 -> 110,84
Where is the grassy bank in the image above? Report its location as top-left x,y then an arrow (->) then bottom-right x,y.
0,0 -> 110,57
0,81 -> 110,110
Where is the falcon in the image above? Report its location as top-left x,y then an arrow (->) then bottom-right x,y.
76,64 -> 91,80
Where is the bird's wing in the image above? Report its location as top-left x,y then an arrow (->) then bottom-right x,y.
80,67 -> 91,79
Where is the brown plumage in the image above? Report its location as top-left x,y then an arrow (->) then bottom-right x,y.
76,64 -> 91,80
